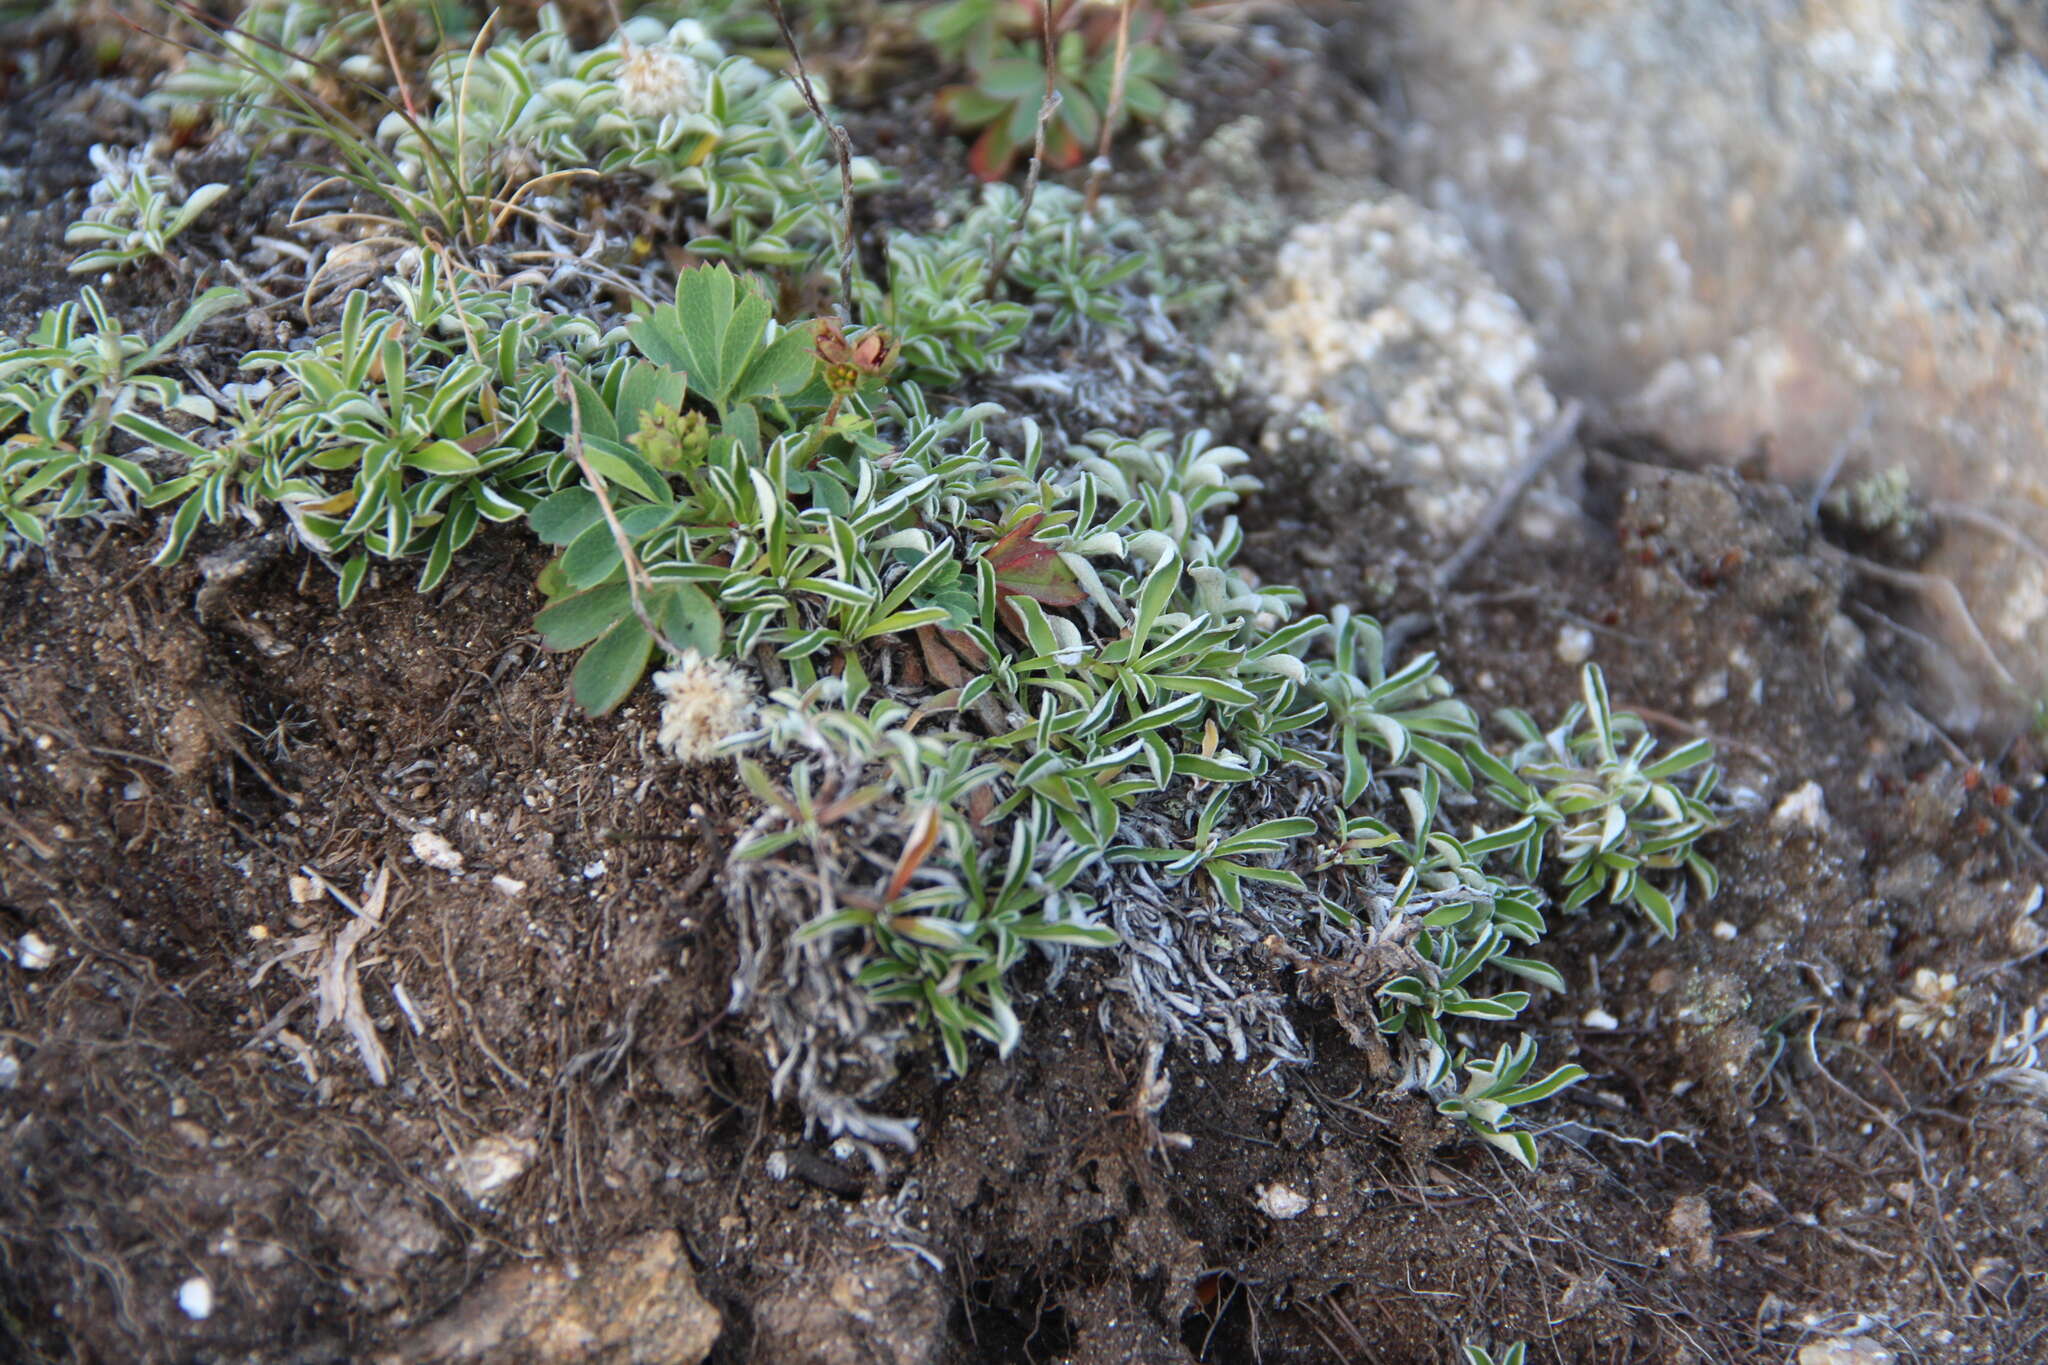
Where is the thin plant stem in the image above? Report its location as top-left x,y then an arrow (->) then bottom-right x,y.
764,0 -> 861,320
984,1 -> 1062,300
367,0 -> 417,120
1083,0 -> 1134,218
1436,398 -> 1584,592
553,359 -> 690,660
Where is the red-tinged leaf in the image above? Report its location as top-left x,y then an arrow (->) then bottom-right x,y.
994,548 -> 1084,606
987,512 -> 1044,561
884,804 -> 944,904
456,424 -> 503,454
968,123 -> 1017,182
988,514 -> 1085,607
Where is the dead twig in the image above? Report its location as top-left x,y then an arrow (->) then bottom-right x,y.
984,1 -> 1062,299
764,0 -> 860,317
435,904 -> 533,1092
1930,499 -> 2048,573
1082,0 -> 1135,218
1436,398 -> 1585,592
1820,542 -> 2020,693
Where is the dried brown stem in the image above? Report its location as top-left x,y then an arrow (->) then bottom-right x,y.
765,0 -> 861,319
552,360 -> 689,660
984,1 -> 1062,300
1820,542 -> 2021,693
1083,0 -> 1135,218
367,0 -> 417,120
1436,398 -> 1585,592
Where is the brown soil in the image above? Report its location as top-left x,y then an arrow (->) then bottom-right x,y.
3,8 -> 2046,1365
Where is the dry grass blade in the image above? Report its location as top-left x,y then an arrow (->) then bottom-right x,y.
309,865 -> 393,1086
1823,544 -> 2021,693
1930,499 -> 2048,572
883,804 -> 943,903
1436,398 -> 1584,592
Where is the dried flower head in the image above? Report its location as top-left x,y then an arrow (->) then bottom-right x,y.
812,316 -> 900,395
1893,968 -> 1966,1041
654,651 -> 756,764
616,42 -> 704,121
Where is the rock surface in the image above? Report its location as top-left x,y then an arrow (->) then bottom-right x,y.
383,1230 -> 719,1364
1217,191 -> 1562,537
1372,0 -> 2048,706
751,1246 -> 946,1365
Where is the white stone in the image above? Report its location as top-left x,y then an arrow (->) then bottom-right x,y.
1555,623 -> 1595,665
15,932 -> 54,971
1255,1183 -> 1311,1220
1582,1007 -> 1620,1031
409,830 -> 465,872
177,1276 -> 214,1321
1772,781 -> 1829,831
448,1135 -> 538,1202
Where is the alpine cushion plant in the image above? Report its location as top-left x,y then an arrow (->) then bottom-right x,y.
0,286 -> 244,547
153,3 -> 882,264
1469,663 -> 1722,936
496,252 -> 1686,1161
371,8 -> 886,268
63,144 -> 229,276
127,256 -> 613,603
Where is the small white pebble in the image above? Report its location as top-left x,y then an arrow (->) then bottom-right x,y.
1690,670 -> 1728,708
1555,623 -> 1594,665
491,874 -> 528,897
15,933 -> 55,971
1772,780 -> 1829,831
1255,1183 -> 1311,1220
1712,920 -> 1739,941
448,1134 -> 537,1202
582,860 -> 607,881
177,1276 -> 214,1321
1582,1007 -> 1619,1031
287,874 -> 322,904
410,830 -> 465,872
